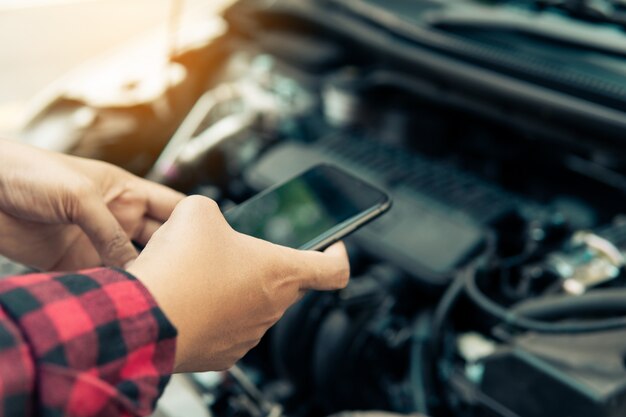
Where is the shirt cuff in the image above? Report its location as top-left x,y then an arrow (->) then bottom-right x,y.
0,267 -> 177,417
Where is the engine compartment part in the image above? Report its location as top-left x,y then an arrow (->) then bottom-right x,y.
186,1 -> 626,415
473,330 -> 626,417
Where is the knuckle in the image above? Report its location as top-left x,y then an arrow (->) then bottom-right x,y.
267,308 -> 285,327
72,179 -> 96,201
214,361 -> 235,372
248,336 -> 263,352
259,279 -> 283,317
109,227 -> 128,249
103,228 -> 132,257
65,180 -> 97,222
321,265 -> 350,291
226,357 -> 239,369
179,195 -> 220,215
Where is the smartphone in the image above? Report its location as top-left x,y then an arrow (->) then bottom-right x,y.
224,164 -> 391,250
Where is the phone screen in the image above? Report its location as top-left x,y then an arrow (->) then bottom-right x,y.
224,164 -> 390,249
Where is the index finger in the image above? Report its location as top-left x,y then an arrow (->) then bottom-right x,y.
76,195 -> 138,268
139,178 -> 186,222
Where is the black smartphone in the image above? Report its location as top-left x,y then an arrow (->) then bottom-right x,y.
224,164 -> 391,250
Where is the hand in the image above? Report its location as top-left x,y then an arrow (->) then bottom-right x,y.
128,196 -> 350,372
0,139 -> 184,270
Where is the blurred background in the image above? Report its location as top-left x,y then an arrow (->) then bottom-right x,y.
0,0 -> 228,137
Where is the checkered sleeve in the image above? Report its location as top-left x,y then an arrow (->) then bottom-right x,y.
0,267 -> 177,417
0,306 -> 35,417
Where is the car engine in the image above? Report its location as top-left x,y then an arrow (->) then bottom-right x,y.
13,0 -> 626,416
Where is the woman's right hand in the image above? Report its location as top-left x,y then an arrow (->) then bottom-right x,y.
128,195 -> 350,373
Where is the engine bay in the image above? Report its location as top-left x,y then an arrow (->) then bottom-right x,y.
11,0 -> 626,416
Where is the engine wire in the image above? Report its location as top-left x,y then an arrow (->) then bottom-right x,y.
429,230 -> 626,415
463,266 -> 626,333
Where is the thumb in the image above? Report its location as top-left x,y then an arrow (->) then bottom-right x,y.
74,195 -> 138,268
292,242 -> 350,291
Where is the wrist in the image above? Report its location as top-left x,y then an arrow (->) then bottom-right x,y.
127,260 -> 190,373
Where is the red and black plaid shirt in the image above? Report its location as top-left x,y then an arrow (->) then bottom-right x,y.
0,268 -> 177,417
